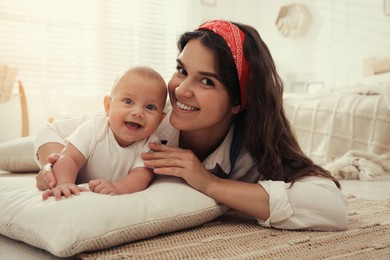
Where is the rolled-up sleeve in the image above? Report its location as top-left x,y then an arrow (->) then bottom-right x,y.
257,177 -> 348,231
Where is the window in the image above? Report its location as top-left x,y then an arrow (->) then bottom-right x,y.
0,0 -> 189,95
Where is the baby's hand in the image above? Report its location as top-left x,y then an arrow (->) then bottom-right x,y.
42,183 -> 87,201
89,179 -> 120,195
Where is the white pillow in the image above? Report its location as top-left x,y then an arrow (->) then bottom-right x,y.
0,136 -> 40,172
0,176 -> 226,257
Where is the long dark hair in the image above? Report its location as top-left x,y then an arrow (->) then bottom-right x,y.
177,22 -> 340,188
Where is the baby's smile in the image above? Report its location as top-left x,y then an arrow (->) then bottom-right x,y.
125,121 -> 142,129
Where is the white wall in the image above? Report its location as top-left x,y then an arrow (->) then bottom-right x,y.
0,91 -> 103,142
193,0 -> 390,89
1,0 -> 389,142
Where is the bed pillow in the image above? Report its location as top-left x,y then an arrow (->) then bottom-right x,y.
0,136 -> 39,172
0,176 -> 227,257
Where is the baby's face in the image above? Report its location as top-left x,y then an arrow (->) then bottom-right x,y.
105,71 -> 167,147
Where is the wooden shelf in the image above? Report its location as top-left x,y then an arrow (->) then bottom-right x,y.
275,3 -> 312,38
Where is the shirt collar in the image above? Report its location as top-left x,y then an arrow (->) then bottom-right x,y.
203,126 -> 234,175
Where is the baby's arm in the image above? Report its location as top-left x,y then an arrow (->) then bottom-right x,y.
42,143 -> 86,200
89,167 -> 154,195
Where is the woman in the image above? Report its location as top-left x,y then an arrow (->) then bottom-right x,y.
35,20 -> 348,230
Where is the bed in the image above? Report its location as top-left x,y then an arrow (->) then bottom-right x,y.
283,72 -> 390,181
0,72 -> 390,259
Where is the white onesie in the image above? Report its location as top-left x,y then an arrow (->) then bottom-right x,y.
64,114 -> 159,184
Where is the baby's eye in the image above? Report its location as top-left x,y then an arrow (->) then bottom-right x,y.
123,98 -> 134,105
176,65 -> 187,76
146,104 -> 157,111
201,78 -> 214,87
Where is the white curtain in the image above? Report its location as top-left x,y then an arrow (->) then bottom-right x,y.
0,0 -> 189,95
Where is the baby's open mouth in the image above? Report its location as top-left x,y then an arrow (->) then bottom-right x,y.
126,122 -> 141,129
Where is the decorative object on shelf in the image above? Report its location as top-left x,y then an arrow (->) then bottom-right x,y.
0,65 -> 18,102
275,3 -> 312,38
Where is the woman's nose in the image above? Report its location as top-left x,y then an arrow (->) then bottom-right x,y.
175,80 -> 193,98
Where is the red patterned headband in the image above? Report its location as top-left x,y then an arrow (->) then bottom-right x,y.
198,20 -> 249,110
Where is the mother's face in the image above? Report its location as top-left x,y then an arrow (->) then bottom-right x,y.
167,39 -> 240,133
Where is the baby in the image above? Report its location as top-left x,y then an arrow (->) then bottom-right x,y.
42,66 -> 167,200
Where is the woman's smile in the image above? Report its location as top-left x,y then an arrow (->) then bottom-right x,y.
175,100 -> 199,111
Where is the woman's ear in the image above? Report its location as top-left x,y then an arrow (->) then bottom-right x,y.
231,104 -> 241,114
103,95 -> 111,116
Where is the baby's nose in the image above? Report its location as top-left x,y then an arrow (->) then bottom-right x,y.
130,108 -> 144,118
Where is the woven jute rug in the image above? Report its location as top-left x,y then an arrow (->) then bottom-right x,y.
77,195 -> 390,259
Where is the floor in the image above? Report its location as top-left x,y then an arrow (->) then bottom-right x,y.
0,175 -> 389,260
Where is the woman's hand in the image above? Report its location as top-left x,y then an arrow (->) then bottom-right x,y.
142,143 -> 216,193
143,143 -> 270,220
35,153 -> 60,190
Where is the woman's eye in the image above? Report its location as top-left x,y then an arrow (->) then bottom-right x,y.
176,65 -> 187,76
123,98 -> 134,105
201,78 -> 214,87
146,104 -> 157,111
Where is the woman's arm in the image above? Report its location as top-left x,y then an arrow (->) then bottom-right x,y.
142,143 -> 348,231
258,177 -> 348,230
142,143 -> 270,220
204,175 -> 270,220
